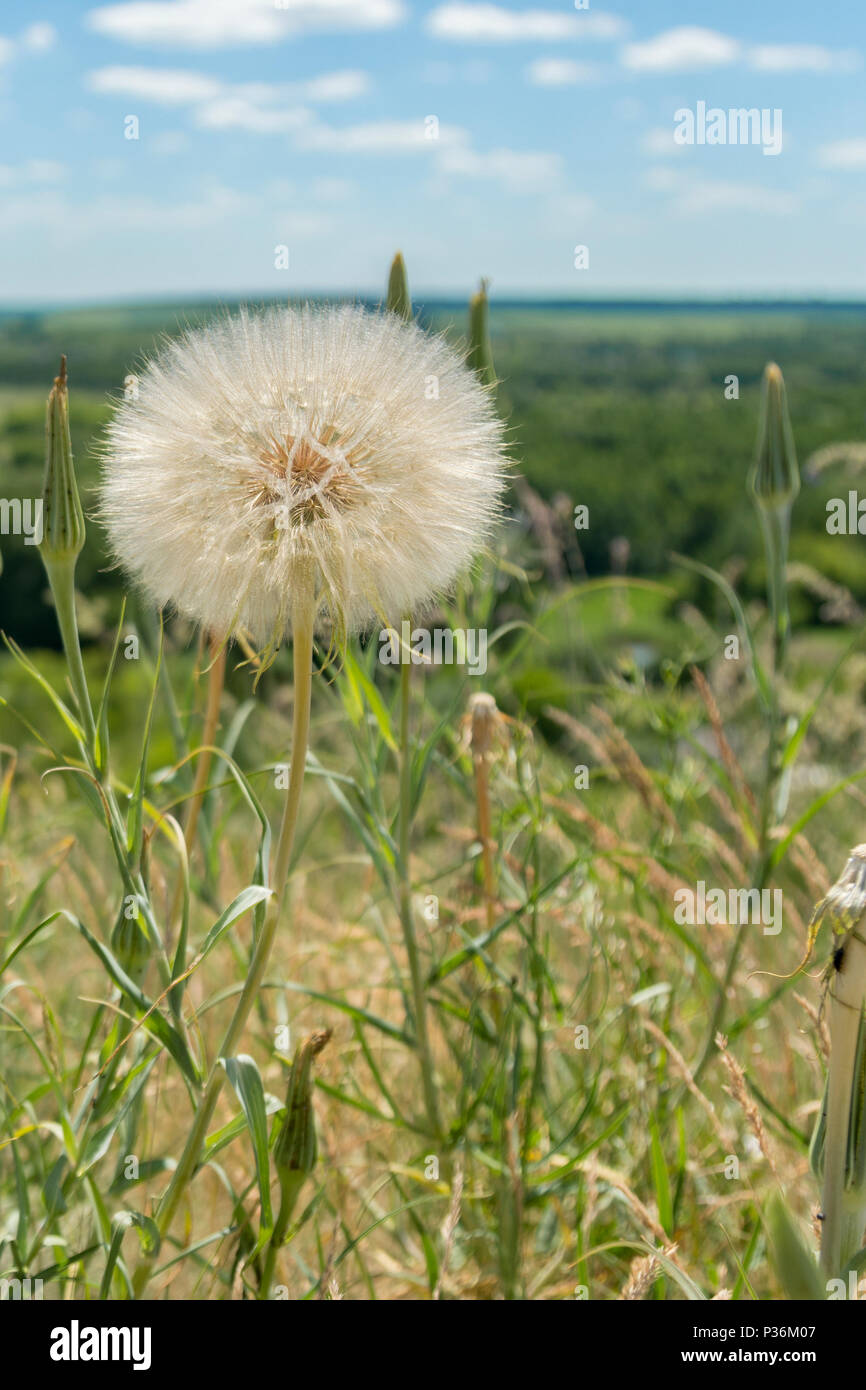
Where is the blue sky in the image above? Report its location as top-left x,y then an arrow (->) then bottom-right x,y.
1,0 -> 864,302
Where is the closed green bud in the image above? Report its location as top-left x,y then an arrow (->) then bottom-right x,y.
386,251 -> 412,321
467,279 -> 496,388
40,357 -> 85,564
749,362 -> 800,510
274,1030 -> 330,1216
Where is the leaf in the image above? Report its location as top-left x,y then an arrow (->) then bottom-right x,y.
649,1114 -> 674,1237
1,911 -> 62,975
342,646 -> 397,751
204,1095 -> 283,1163
78,1058 -> 156,1174
127,618 -> 163,865
99,1211 -> 161,1300
94,598 -> 127,775
1,633 -> 85,743
66,912 -> 200,1086
221,1055 -> 273,1231
199,886 -> 273,961
671,552 -> 772,711
765,1193 -> 825,1300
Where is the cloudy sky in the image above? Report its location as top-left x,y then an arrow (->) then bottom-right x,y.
1,0 -> 864,301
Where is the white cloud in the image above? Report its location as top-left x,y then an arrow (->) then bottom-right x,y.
86,66 -> 370,117
679,180 -> 798,215
642,166 -> 679,192
527,58 -> 597,87
296,119 -> 467,152
818,138 -> 866,170
0,183 -> 247,234
194,97 -> 310,133
86,66 -> 223,104
303,71 -> 369,102
748,44 -> 860,73
20,23 -> 57,51
641,126 -> 686,159
436,143 -> 563,190
151,129 -> 191,154
644,166 -> 798,215
0,22 -> 58,63
0,159 -> 66,187
623,28 -> 861,76
426,4 -> 626,43
622,27 -> 741,72
86,0 -> 405,48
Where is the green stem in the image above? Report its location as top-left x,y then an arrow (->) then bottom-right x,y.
45,556 -> 96,753
398,656 -> 442,1140
259,1178 -> 299,1299
132,587 -> 315,1299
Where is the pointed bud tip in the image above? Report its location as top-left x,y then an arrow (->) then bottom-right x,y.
386,252 -> 412,320
41,354 -> 86,563
749,359 -> 800,509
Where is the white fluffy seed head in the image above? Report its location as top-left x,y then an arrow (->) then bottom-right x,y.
98,303 -> 508,648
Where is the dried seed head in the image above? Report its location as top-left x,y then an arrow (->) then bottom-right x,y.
99,304 -> 508,649
468,690 -> 501,762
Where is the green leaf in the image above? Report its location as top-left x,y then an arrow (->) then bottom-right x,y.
199,886 -> 273,961
765,1193 -> 825,1300
671,553 -> 772,711
342,646 -> 397,751
66,912 -> 200,1086
204,1095 -> 283,1163
221,1054 -> 273,1231
649,1114 -> 674,1237
1,911 -> 62,975
99,1211 -> 161,1300
1,633 -> 84,743
127,618 -> 163,865
94,597 -> 127,775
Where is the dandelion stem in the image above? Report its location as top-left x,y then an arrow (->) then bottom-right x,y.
132,587 -> 315,1299
398,656 -> 442,1140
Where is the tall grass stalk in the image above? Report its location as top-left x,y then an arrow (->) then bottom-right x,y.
694,363 -> 799,1082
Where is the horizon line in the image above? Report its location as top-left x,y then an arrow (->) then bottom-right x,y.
3,291 -> 866,315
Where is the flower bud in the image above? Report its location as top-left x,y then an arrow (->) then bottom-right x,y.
274,1030 -> 331,1211
748,362 -> 800,510
40,357 -> 85,564
386,251 -> 411,320
467,279 -> 496,388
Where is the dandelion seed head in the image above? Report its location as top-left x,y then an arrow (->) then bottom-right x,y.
99,303 -> 508,646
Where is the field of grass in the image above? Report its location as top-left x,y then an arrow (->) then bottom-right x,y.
3,299 -> 866,1301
